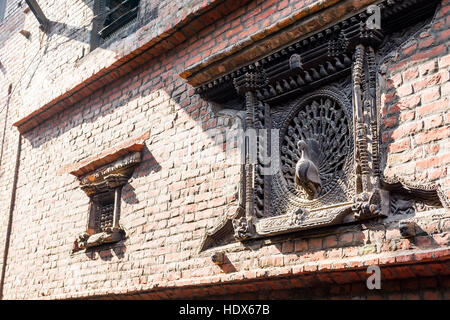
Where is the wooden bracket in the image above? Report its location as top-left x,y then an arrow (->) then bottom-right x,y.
25,0 -> 50,31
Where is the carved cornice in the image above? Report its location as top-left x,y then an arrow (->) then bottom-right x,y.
79,152 -> 141,196
180,0 -> 378,85
60,131 -> 149,177
188,0 -> 440,105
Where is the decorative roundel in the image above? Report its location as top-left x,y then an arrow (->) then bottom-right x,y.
280,89 -> 352,200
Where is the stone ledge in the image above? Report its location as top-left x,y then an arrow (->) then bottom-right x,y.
72,228 -> 126,253
58,131 -> 150,177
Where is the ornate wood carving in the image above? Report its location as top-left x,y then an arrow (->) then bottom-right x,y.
197,0 -> 446,252
279,88 -> 353,202
72,151 -> 142,252
79,152 -> 141,196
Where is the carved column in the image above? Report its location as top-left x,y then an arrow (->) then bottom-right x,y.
352,43 -> 371,194
232,71 -> 268,240
350,38 -> 383,219
366,46 -> 380,188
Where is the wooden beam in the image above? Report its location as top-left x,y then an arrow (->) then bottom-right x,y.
25,0 -> 49,30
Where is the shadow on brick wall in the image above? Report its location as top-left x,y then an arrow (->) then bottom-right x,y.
85,242 -> 126,261
0,3 -> 26,52
121,145 -> 161,205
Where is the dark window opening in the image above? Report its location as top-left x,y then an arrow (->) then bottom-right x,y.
91,192 -> 115,233
100,0 -> 139,39
91,0 -> 140,49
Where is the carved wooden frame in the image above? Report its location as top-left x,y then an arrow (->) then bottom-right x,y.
73,152 -> 141,252
196,0 -> 448,252
64,133 -> 149,252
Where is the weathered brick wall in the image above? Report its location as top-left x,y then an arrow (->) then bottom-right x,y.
0,0 -> 448,299
202,276 -> 450,300
380,0 -> 450,198
0,0 -> 221,122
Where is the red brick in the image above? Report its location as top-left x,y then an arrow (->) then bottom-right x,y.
425,143 -> 440,155
390,122 -> 423,140
423,290 -> 440,300
397,84 -> 413,97
383,116 -> 398,128
403,42 -> 418,56
388,73 -> 403,88
413,71 -> 449,92
439,54 -> 450,69
422,87 -> 441,103
419,60 -> 438,76
324,235 -> 338,248
338,233 -> 354,245
403,67 -> 419,81
388,138 -> 411,153
282,241 -> 294,253
423,114 -> 443,130
308,238 -> 323,250
295,240 -> 308,252
400,110 -> 415,122
419,36 -> 437,49
417,97 -> 450,117
415,126 -> 450,144
389,95 -> 421,114
412,45 -> 446,62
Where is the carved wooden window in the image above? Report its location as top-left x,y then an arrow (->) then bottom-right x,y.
193,0 -> 448,252
68,150 -> 143,251
91,0 -> 140,49
62,133 -> 148,252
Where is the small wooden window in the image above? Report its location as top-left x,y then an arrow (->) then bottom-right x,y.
72,152 -> 142,252
66,133 -> 149,252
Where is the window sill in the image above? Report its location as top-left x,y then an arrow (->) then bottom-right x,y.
73,228 -> 126,252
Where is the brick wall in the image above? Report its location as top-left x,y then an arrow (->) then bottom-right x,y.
380,0 -> 450,198
0,0 -> 448,299
191,276 -> 450,300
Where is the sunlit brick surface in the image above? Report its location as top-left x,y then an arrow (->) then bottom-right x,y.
0,0 -> 448,299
